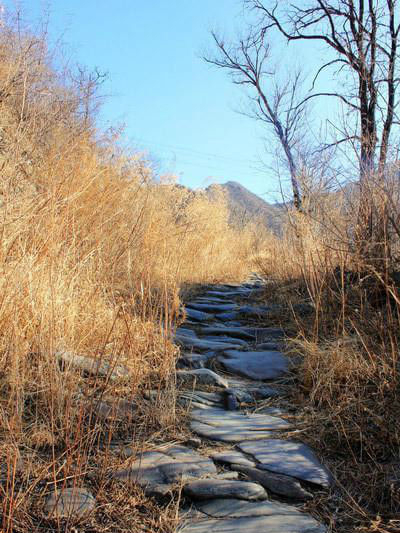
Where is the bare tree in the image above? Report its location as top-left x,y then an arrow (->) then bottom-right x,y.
205,31 -> 307,211
246,0 -> 400,252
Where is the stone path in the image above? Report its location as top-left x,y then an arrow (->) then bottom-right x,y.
47,277 -> 332,530
126,277 -> 332,532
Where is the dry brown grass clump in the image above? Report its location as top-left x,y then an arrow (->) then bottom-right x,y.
257,182 -> 400,532
0,13 -> 266,532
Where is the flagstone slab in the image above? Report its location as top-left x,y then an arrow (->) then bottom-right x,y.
190,407 -> 289,443
183,479 -> 267,501
179,499 -> 326,533
176,327 -> 198,337
113,445 -> 217,496
190,407 -> 290,430
216,306 -> 272,321
176,335 -> 242,353
44,487 -> 96,519
185,308 -> 214,322
193,297 -> 236,304
226,379 -> 283,401
211,450 -> 256,468
197,326 -> 255,341
187,303 -> 237,313
218,351 -> 289,380
232,464 -> 313,501
201,336 -> 248,347
190,420 -> 275,443
238,439 -> 333,488
179,391 -> 222,407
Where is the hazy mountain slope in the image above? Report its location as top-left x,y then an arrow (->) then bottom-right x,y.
206,181 -> 284,234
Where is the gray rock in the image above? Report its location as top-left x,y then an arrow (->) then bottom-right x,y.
179,391 -> 222,407
219,351 -> 289,380
190,421 -> 274,443
217,471 -> 240,480
204,290 -> 247,298
211,451 -> 256,468
216,320 -> 244,327
216,306 -> 272,321
190,407 -> 289,443
225,379 -> 283,400
193,297 -> 236,304
187,303 -> 237,313
177,369 -> 229,388
201,336 -> 249,347
232,464 -> 313,501
197,326 -> 255,341
214,311 -> 241,321
191,407 -> 289,430
113,445 -> 217,496
57,351 -> 129,381
180,498 -> 326,532
238,439 -> 333,488
177,327 -> 198,338
44,487 -> 95,519
175,335 -> 243,353
183,479 -> 267,501
193,497 -> 310,518
185,308 -> 214,322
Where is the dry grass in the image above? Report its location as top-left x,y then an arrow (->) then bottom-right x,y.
0,13 -> 265,532
257,179 -> 400,533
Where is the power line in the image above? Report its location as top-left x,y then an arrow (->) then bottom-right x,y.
133,136 -> 260,167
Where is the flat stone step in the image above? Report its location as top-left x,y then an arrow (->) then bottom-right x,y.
232,464 -> 313,501
179,391 -> 223,407
201,335 -> 249,347
218,351 -> 289,380
176,335 -> 243,353
187,303 -> 237,313
190,407 -> 289,443
238,439 -> 333,488
211,450 -> 256,468
113,445 -> 217,496
180,499 -> 326,532
44,487 -> 95,519
183,479 -> 267,501
192,297 -> 236,304
215,306 -> 272,321
197,326 -> 255,341
185,308 -> 214,322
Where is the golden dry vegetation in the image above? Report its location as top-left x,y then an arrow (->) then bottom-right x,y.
257,185 -> 400,533
0,17 -> 267,533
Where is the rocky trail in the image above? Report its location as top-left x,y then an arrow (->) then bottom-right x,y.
45,277 -> 333,532
132,277 -> 331,532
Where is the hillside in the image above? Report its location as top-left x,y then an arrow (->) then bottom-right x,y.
206,181 -> 284,234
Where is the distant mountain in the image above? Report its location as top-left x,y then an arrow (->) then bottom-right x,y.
206,181 -> 284,234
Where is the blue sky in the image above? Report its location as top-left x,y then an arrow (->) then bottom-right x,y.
4,1 -> 336,201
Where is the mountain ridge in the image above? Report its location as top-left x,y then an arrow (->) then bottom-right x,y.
206,180 -> 284,234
